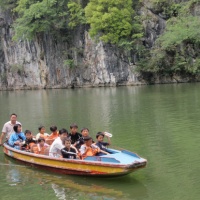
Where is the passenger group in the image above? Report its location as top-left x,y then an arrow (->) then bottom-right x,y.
0,113 -> 111,160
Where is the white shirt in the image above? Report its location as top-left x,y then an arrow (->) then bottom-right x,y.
49,137 -> 64,157
2,121 -> 21,139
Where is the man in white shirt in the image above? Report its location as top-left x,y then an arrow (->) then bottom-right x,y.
0,113 -> 22,146
49,128 -> 68,157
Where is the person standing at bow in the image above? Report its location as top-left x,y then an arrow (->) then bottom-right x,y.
0,113 -> 22,146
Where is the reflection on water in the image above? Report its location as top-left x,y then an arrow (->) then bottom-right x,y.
51,184 -> 66,200
0,154 -> 147,200
6,168 -> 21,185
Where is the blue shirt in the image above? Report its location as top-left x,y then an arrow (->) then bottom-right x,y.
8,132 -> 26,147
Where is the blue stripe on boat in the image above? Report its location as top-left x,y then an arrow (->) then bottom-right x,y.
84,157 -> 120,163
84,149 -> 145,165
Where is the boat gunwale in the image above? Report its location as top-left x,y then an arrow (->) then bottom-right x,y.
3,144 -> 146,169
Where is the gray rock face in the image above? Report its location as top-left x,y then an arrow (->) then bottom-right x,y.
140,2 -> 166,48
0,2 -> 190,90
0,9 -> 143,90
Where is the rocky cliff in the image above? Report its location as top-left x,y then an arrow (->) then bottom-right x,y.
0,1 -> 195,90
0,9 -> 142,90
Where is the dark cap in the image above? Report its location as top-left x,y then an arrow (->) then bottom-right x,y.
83,136 -> 92,141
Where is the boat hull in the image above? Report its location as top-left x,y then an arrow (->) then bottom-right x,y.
3,144 -> 147,176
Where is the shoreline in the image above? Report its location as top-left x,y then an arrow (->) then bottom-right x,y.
0,79 -> 200,91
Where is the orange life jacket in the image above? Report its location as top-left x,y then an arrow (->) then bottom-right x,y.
32,144 -> 49,154
29,142 -> 36,149
82,145 -> 98,159
48,132 -> 59,140
24,142 -> 35,151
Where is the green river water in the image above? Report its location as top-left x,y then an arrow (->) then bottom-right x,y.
0,83 -> 200,200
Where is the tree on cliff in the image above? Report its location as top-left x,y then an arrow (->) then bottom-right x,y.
85,0 -> 143,49
9,0 -> 143,50
12,0 -> 71,40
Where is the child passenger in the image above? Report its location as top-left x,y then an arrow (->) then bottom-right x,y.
80,136 -> 108,159
49,128 -> 68,158
36,126 -> 49,140
61,139 -> 78,159
46,125 -> 59,145
74,127 -> 91,149
48,125 -> 59,140
21,130 -> 36,151
95,132 -> 111,155
31,138 -> 49,154
68,123 -> 82,145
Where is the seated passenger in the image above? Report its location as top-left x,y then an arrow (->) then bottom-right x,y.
31,138 -> 49,154
21,130 -> 36,151
36,125 -> 49,140
61,139 -> 78,159
95,132 -> 111,156
68,123 -> 82,145
80,136 -> 107,159
8,124 -> 25,149
48,125 -> 59,140
49,128 -> 68,158
74,127 -> 91,149
46,125 -> 59,145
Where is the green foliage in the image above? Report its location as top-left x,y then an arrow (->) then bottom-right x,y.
13,0 -> 69,40
138,0 -> 200,76
67,0 -> 86,28
151,0 -> 181,18
10,0 -> 86,40
138,48 -> 167,73
85,0 -> 143,48
0,0 -> 18,10
63,59 -> 75,68
158,16 -> 200,50
192,58 -> 200,74
2,0 -> 143,51
0,72 -> 7,83
10,63 -> 24,74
